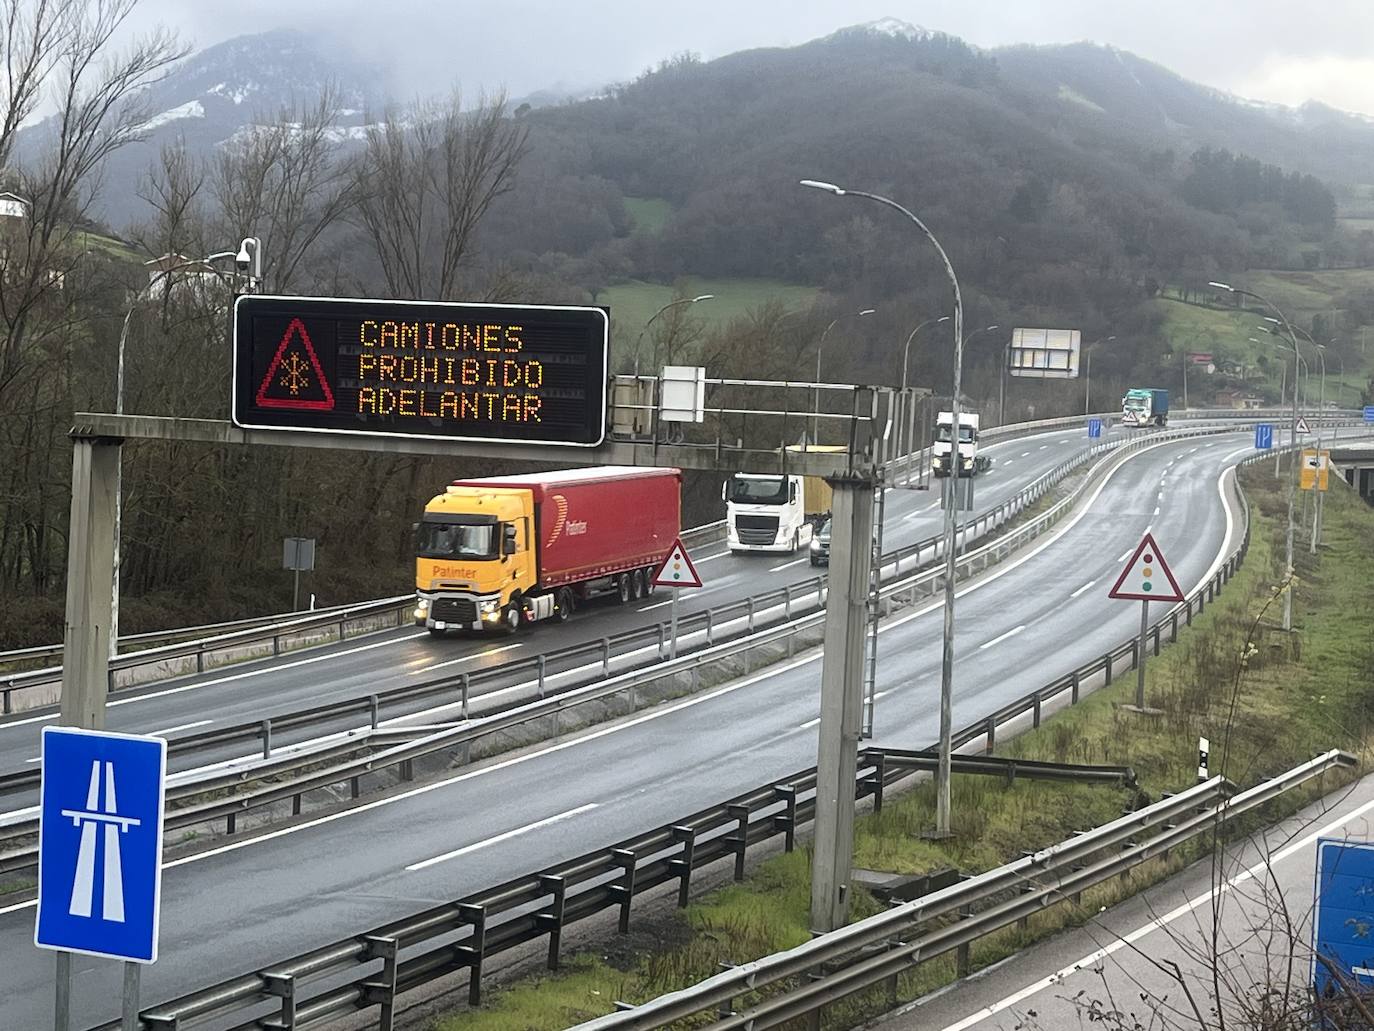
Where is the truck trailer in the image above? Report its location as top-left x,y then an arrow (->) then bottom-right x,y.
1122,388 -> 1169,427
414,466 -> 681,635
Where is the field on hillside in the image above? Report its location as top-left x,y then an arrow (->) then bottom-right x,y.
623,196 -> 674,234
603,277 -> 821,341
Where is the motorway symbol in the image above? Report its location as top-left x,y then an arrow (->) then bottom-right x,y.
35,727 -> 167,963
652,538 -> 702,589
1364,405 -> 1374,424
254,317 -> 335,411
1108,532 -> 1184,603
1087,417 -> 1102,439
1313,838 -> 1374,1002
1254,423 -> 1273,450
1297,415 -> 1312,434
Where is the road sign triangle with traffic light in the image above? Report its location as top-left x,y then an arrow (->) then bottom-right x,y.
652,539 -> 703,588
1296,415 -> 1311,434
1108,531 -> 1184,603
255,318 -> 335,410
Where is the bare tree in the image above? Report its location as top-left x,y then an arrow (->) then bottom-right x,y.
352,90 -> 528,300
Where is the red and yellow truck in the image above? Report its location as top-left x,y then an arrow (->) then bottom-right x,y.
414,466 -> 681,635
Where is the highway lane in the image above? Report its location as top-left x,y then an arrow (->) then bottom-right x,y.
882,770 -> 1374,1031
0,425 -> 1106,780
0,427 -> 1285,1028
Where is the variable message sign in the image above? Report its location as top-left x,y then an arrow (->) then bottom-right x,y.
232,295 -> 609,446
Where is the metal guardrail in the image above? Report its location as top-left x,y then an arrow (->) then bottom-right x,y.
51,424 -> 1310,1029
578,751 -> 1355,1030
82,748 -> 1145,1031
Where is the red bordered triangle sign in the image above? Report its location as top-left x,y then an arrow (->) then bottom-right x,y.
255,318 -> 335,411
1108,532 -> 1184,603
652,538 -> 703,588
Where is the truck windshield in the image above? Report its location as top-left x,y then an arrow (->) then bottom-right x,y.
415,521 -> 496,560
936,425 -> 975,444
729,477 -> 788,505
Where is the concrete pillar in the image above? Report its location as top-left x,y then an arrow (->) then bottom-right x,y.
810,474 -> 876,933
60,436 -> 121,729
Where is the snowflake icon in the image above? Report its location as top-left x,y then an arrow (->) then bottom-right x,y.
278,353 -> 312,396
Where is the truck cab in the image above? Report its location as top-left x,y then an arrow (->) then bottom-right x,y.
931,411 -> 989,477
725,474 -> 814,553
1122,388 -> 1168,428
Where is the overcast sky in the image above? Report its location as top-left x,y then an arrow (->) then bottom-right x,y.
130,1 -> 1374,116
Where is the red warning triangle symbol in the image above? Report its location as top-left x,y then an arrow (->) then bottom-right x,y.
255,318 -> 335,411
652,538 -> 703,588
1108,531 -> 1184,603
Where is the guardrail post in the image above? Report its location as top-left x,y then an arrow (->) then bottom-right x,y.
610,849 -> 636,932
460,673 -> 470,720
2,685 -> 10,715
537,655 -> 547,699
1170,611 -> 1179,642
784,584 -> 792,619
705,609 -> 714,646
536,874 -> 567,970
261,971 -> 296,1029
1016,852 -> 1035,931
773,784 -> 798,851
362,936 -> 399,1031
1032,693 -> 1042,729
726,804 -> 750,881
1070,671 -> 1080,705
261,719 -> 272,759
455,903 -> 486,1006
198,647 -> 206,672
985,716 -> 996,755
227,811 -> 236,835
338,616 -> 347,643
657,622 -> 666,661
669,825 -> 697,907
867,751 -> 887,812
368,694 -> 380,729
602,638 -> 611,679
351,775 -> 361,799
1104,653 -> 1113,685
956,904 -> 973,977
401,758 -> 414,782
747,596 -> 756,632
1152,627 -> 1161,657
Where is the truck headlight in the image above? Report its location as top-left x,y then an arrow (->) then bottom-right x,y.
810,538 -> 822,552
962,457 -> 973,468
932,456 -> 943,469
479,598 -> 501,614
414,598 -> 430,620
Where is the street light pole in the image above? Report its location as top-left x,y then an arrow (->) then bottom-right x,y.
804,179 -> 964,840
901,315 -> 948,487
1211,281 -> 1300,630
633,294 -> 714,375
1083,336 -> 1116,416
814,308 -> 876,443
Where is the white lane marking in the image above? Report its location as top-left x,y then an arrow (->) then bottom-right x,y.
1144,524 -> 1152,535
1189,446 -> 1199,453
798,717 -> 821,730
1057,439 -> 1068,444
978,625 -> 1025,650
934,793 -> 1374,1031
638,598 -> 675,612
1204,441 -> 1215,447
1003,460 -> 1014,466
1038,445 -> 1048,450
23,718 -> 215,764
770,558 -> 809,573
1069,579 -> 1097,599
412,643 -> 522,673
1116,549 -> 1132,562
0,433 -> 1229,912
0,633 -> 431,729
1020,451 -> 1031,457
873,690 -> 891,701
405,803 -> 599,871
1153,506 -> 1160,515
694,550 -> 732,563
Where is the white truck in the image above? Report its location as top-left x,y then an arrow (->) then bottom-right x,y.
725,472 -> 834,553
931,411 -> 990,477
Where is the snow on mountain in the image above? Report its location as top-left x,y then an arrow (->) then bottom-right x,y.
137,99 -> 205,132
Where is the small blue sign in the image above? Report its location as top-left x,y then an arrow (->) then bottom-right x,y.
1313,839 -> 1374,1005
1255,423 -> 1273,450
1364,405 -> 1374,424
35,727 -> 167,963
1087,417 -> 1102,439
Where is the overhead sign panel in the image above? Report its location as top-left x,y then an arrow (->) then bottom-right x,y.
35,727 -> 167,963
1108,531 -> 1184,603
232,295 -> 609,447
1009,328 -> 1081,379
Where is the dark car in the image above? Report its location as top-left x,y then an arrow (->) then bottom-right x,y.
809,517 -> 831,566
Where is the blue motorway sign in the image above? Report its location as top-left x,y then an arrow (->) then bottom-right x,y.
35,727 -> 167,963
1364,405 -> 1374,423
1313,838 -> 1374,1003
1254,423 -> 1273,450
1087,417 -> 1103,439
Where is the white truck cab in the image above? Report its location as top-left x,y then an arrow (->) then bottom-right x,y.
931,411 -> 990,477
725,473 -> 831,553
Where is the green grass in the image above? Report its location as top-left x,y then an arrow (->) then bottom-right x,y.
603,277 -> 821,337
1151,297 -> 1283,397
434,467 -> 1374,1030
76,231 -> 141,262
622,196 -> 674,235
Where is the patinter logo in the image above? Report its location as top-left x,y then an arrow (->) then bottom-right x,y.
546,495 -> 569,547
566,520 -> 588,535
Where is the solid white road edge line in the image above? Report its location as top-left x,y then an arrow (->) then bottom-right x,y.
978,625 -> 1026,650
0,432 -> 1241,915
404,803 -> 599,871
933,793 -> 1374,1031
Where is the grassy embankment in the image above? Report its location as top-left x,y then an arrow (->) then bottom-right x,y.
434,464 -> 1374,1031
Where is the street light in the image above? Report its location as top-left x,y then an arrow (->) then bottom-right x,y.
1083,336 -> 1116,416
901,315 -> 949,487
804,178 -> 965,841
111,248 -> 252,658
1210,281 -> 1300,630
633,294 -> 714,375
813,307 -> 876,443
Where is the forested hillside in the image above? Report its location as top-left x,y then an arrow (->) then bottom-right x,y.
1,13 -> 1368,646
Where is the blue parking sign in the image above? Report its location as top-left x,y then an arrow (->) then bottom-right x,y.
35,727 -> 167,963
1087,417 -> 1102,439
1364,405 -> 1374,423
1255,423 -> 1273,450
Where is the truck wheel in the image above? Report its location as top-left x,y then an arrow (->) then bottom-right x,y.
629,570 -> 644,600
555,587 -> 574,622
617,573 -> 632,604
500,602 -> 522,634
642,568 -> 656,596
